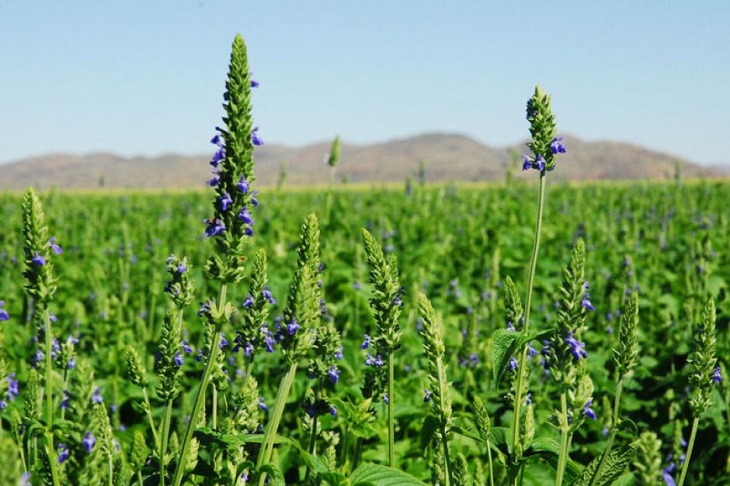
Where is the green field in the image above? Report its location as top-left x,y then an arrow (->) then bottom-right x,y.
0,178 -> 727,485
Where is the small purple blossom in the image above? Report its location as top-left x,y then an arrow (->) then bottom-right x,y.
509,356 -> 518,371
219,192 -> 233,211
0,301 -> 8,321
237,176 -> 250,194
174,352 -> 184,366
424,389 -> 432,403
713,366 -> 723,384
49,237 -> 63,255
57,443 -> 70,463
581,281 -> 595,311
198,301 -> 212,317
286,318 -> 300,336
335,346 -> 343,360
182,340 -> 193,354
330,405 -> 337,417
219,332 -> 229,349
365,354 -> 384,367
361,333 -> 371,349
242,294 -> 254,308
565,332 -> 588,360
243,341 -> 254,357
82,431 -> 96,453
258,396 -> 268,411
327,366 -> 340,385
583,398 -> 596,420
61,390 -> 71,410
550,137 -> 567,154
238,207 -> 254,225
204,218 -> 226,237
535,154 -> 546,171
31,252 -> 46,266
262,286 -> 277,305
91,387 -> 103,405
210,147 -> 226,167
251,127 -> 264,146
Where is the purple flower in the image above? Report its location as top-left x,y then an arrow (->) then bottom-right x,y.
251,190 -> 259,207
262,286 -> 277,305
361,334 -> 371,350
250,76 -> 259,88
521,154 -> 532,171
68,357 -> 75,370
327,366 -> 340,384
219,192 -> 233,211
49,237 -> 63,255
219,332 -> 229,349
204,218 -> 226,237
565,332 -> 588,360
82,431 -> 96,453
264,333 -> 276,353
286,318 -> 300,336
31,252 -> 46,266
582,281 -> 595,311
535,155 -> 546,171
509,356 -> 518,371
424,389 -> 432,403
713,366 -> 723,384
242,294 -> 254,308
210,147 -> 226,167
61,390 -> 71,410
550,137 -> 567,154
0,301 -> 8,321
335,346 -> 343,360
330,405 -> 337,417
243,341 -> 254,356
177,263 -> 186,274
238,207 -> 254,225
662,463 -> 677,486
198,301 -> 212,317
211,133 -> 224,146
182,340 -> 193,354
174,352 -> 184,366
251,127 -> 264,146
258,396 -> 268,411
207,173 -> 220,187
584,398 -> 596,420
365,354 -> 384,367
383,393 -> 389,404
237,176 -> 250,194
57,443 -> 69,463
91,387 -> 103,405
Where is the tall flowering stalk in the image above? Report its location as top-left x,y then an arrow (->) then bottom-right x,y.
418,293 -> 454,486
542,238 -> 596,484
256,213 -> 322,485
172,34 -> 261,486
678,297 -> 719,486
21,188 -> 62,486
508,86 -> 566,483
360,228 -> 404,468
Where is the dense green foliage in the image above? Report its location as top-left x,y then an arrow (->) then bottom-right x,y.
0,179 -> 727,484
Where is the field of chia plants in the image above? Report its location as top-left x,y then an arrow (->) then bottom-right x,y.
0,35 -> 728,486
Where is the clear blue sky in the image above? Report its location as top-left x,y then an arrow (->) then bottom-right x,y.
1,1 -> 729,166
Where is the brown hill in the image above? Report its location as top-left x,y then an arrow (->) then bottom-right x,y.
0,133 -> 723,191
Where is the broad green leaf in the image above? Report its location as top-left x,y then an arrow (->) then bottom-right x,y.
491,328 -> 520,387
525,437 -> 581,483
350,464 -> 428,486
570,440 -> 639,486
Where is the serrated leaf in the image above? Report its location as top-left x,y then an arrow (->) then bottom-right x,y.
491,328 -> 520,387
570,440 -> 639,486
350,464 -> 428,486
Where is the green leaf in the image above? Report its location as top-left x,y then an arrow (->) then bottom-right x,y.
570,441 -> 639,486
421,414 -> 440,449
350,464 -> 428,486
525,437 -> 581,483
491,328 -> 520,387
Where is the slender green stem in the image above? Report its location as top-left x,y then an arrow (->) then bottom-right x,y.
387,352 -> 396,468
555,393 -> 571,485
42,308 -> 61,486
589,379 -> 624,485
510,173 -> 547,477
44,434 -> 61,486
304,381 -> 322,484
212,387 -> 218,430
171,284 -> 227,486
441,427 -> 452,486
108,450 -> 114,486
137,469 -> 144,486
142,387 -> 160,450
257,363 -> 299,486
160,400 -> 174,486
486,439 -> 495,486
677,417 -> 700,486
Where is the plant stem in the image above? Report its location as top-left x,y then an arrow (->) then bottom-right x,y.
304,381 -> 322,484
677,417 -> 700,486
257,363 -> 299,486
510,172 -> 547,478
589,378 -> 624,485
160,399 -> 174,486
555,393 -> 571,485
142,387 -> 160,450
171,284 -> 227,486
486,438 -> 495,486
42,308 -> 61,486
387,351 -> 396,468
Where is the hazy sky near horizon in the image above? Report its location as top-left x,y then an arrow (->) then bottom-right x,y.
1,1 -> 729,166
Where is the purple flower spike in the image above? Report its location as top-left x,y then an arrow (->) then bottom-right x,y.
57,443 -> 70,463
251,127 -> 264,146
262,286 -> 277,305
286,318 -> 300,336
242,294 -> 254,308
360,334 -> 371,349
550,137 -> 567,154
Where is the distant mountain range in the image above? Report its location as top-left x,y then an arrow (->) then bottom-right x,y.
0,133 -> 726,191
